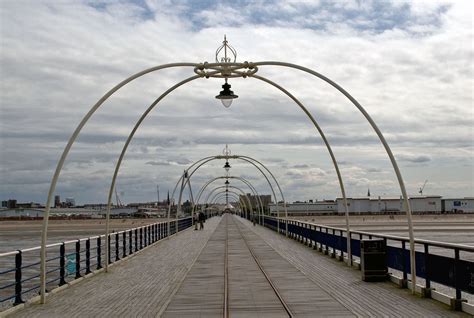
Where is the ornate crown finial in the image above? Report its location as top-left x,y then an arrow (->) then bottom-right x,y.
215,35 -> 237,63
223,144 -> 232,156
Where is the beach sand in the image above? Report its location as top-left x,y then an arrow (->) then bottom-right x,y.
0,218 -> 168,253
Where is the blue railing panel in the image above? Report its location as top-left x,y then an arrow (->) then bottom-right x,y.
260,216 -> 473,299
351,238 -> 361,257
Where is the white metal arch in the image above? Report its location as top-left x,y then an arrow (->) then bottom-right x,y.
39,59 -> 417,300
208,192 -> 247,215
204,185 -> 252,209
166,155 -> 283,232
207,187 -> 253,217
210,194 -> 246,217
193,176 -> 264,222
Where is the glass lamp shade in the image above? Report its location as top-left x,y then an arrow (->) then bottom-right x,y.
216,82 -> 238,108
221,98 -> 233,108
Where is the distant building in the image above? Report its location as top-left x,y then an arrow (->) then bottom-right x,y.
335,196 -> 442,214
266,195 -> 472,216
239,194 -> 272,211
7,199 -> 17,209
54,195 -> 61,208
65,198 -> 75,207
269,200 -> 336,216
442,198 -> 474,213
1,201 -> 7,208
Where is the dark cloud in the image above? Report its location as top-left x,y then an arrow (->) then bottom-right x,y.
293,164 -> 309,168
397,155 -> 432,164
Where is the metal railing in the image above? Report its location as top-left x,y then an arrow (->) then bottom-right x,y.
261,216 -> 473,310
0,216 -> 195,308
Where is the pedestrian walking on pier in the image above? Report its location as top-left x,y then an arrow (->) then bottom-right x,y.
198,211 -> 205,230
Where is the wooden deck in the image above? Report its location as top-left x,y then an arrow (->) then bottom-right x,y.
8,215 -> 469,318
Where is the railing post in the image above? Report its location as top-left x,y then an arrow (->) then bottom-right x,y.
85,239 -> 91,275
297,222 -> 301,241
421,243 -> 431,297
324,228 -> 329,255
308,225 -> 313,248
145,226 -> 147,246
115,233 -> 119,261
59,243 -> 66,286
303,223 -> 308,245
331,229 -> 336,258
13,250 -> 24,305
451,248 -> 466,310
97,237 -> 102,269
348,231 -> 353,265
107,234 -> 111,265
135,228 -> 138,252
318,227 -> 323,252
148,225 -> 151,244
123,232 -> 127,258
338,230 -> 344,261
401,241 -> 408,288
139,228 -> 143,249
129,230 -> 133,255
75,240 -> 81,279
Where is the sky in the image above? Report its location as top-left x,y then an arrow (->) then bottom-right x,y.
0,0 -> 473,205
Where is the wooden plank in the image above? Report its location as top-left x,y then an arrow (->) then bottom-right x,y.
236,216 -> 469,317
12,217 -> 222,318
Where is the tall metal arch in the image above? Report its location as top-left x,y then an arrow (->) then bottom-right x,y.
166,155 -> 284,233
209,192 -> 250,218
208,193 -> 247,215
210,195 -> 246,217
203,183 -> 262,221
39,57 -> 418,300
204,186 -> 262,217
193,176 -> 264,223
207,187 -> 253,217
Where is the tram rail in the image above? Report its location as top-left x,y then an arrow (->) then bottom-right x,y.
226,214 -> 293,318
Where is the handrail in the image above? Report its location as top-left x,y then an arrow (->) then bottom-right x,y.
297,218 -> 474,252
0,216 -> 199,308
259,215 -> 473,311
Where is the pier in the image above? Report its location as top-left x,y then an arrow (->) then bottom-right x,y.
3,214 -> 471,317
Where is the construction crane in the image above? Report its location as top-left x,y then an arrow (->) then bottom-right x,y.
419,180 -> 428,195
115,188 -> 123,207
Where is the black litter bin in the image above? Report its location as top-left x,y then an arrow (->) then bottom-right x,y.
360,239 -> 388,282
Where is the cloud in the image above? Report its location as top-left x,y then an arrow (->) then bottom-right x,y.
0,0 -> 472,204
397,154 -> 432,163
292,164 -> 309,168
